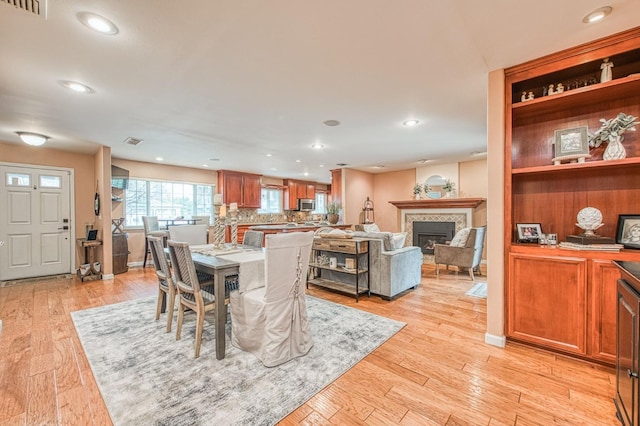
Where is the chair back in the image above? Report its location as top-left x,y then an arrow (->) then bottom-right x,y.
169,224 -> 208,246
264,231 -> 314,302
167,240 -> 202,295
148,235 -> 172,284
471,225 -> 487,268
242,230 -> 264,248
142,216 -> 160,235
191,215 -> 211,226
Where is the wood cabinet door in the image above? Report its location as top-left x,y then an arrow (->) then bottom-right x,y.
284,180 -> 298,210
589,259 -> 619,364
306,183 -> 315,199
222,173 -> 243,205
508,253 -> 588,355
242,175 -> 261,208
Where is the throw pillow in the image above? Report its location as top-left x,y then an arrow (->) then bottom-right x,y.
450,227 -> 471,247
362,223 -> 380,232
391,232 -> 407,250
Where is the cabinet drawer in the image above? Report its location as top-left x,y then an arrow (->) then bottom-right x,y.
313,238 -> 367,254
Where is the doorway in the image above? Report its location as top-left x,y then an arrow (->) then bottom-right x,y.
0,163 -> 74,281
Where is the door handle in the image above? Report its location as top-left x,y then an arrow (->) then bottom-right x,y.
58,226 -> 69,230
627,369 -> 638,379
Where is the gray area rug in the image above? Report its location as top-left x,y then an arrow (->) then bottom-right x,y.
466,281 -> 487,298
71,296 -> 405,425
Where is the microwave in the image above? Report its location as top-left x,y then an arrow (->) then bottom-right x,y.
297,198 -> 315,211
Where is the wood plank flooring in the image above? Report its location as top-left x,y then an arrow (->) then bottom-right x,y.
0,266 -> 618,425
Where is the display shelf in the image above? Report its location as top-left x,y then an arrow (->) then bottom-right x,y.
307,278 -> 369,296
308,262 -> 365,275
511,156 -> 640,175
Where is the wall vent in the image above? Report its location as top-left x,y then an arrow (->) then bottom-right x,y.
1,0 -> 46,17
123,137 -> 143,146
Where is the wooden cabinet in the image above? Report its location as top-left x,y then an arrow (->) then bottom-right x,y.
504,28 -> 640,364
283,179 -> 316,210
217,170 -> 262,208
224,223 -> 253,245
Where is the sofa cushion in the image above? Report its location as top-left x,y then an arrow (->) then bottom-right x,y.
450,227 -> 471,247
391,232 -> 407,250
352,231 -> 393,251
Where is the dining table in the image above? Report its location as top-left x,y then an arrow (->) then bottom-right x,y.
174,244 -> 265,360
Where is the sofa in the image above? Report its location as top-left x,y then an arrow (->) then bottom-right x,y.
352,229 -> 423,300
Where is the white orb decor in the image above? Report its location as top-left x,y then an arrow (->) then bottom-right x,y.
576,207 -> 605,236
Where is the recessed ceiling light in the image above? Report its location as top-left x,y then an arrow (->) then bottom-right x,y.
295,159 -> 301,163
16,131 -> 49,146
270,168 -> 277,171
319,164 -> 325,168
77,12 -> 119,35
156,157 -> 163,161
266,153 -> 272,157
59,80 -> 94,94
209,158 -> 220,161
336,163 -> 349,167
403,119 -> 420,127
416,159 -> 432,164
371,165 -> 385,169
471,151 -> 487,156
311,143 -> 324,149
583,6 -> 612,23
202,164 -> 209,167
303,172 -> 309,176
323,120 -> 341,127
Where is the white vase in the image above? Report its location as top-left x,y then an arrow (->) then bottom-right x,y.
603,135 -> 626,160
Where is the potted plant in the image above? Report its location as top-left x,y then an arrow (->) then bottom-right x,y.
589,112 -> 639,160
413,183 -> 423,199
443,179 -> 456,197
326,201 -> 341,224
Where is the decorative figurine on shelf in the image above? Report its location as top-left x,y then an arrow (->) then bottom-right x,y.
527,91 -> 534,100
548,84 -> 555,95
521,92 -> 527,102
589,112 -> 639,160
576,207 -> 604,237
556,83 -> 564,93
600,58 -> 614,83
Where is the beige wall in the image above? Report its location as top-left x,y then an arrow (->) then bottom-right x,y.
0,141 -> 99,269
416,162 -> 459,192
342,169 -> 374,227
373,169 -> 415,232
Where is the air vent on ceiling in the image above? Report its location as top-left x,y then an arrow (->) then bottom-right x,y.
1,0 -> 46,17
123,137 -> 143,146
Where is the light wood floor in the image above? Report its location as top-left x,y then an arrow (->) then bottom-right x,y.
0,265 -> 618,425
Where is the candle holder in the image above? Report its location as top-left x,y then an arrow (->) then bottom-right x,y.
230,209 -> 239,248
213,200 -> 225,249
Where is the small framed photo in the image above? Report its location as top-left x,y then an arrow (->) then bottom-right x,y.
553,126 -> 589,163
516,223 -> 542,242
616,215 -> 640,249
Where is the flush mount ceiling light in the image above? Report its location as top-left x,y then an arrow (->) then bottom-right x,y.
403,119 -> 420,127
371,165 -> 385,169
582,6 -> 612,23
77,12 -> 119,35
59,80 -> 95,94
323,120 -> 341,127
16,131 -> 49,146
416,159 -> 432,164
311,143 -> 324,149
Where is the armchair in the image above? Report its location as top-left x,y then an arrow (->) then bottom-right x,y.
434,226 -> 486,281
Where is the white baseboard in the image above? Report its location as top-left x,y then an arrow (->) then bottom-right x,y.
485,332 -> 506,348
102,274 -> 115,280
128,261 -> 144,267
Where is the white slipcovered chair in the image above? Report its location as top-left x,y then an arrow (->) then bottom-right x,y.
142,216 -> 170,268
230,231 -> 314,367
168,224 -> 208,246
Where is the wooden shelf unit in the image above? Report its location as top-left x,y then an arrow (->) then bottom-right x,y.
504,27 -> 640,365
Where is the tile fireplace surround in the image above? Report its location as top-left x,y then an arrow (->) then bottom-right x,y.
389,198 -> 486,262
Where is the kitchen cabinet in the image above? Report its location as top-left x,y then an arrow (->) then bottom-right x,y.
503,28 -> 640,364
217,170 -> 262,208
283,179 -> 316,210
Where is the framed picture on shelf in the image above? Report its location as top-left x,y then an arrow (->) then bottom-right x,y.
516,223 -> 542,243
616,215 -> 640,249
553,126 -> 589,162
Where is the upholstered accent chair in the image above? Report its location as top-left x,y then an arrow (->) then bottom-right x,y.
191,216 -> 211,242
168,224 -> 208,246
230,231 -> 314,367
142,216 -> 169,268
167,240 -> 219,358
242,230 -> 264,248
148,236 -> 176,332
352,224 -> 423,300
434,225 -> 486,281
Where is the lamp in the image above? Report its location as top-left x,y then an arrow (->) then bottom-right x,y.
362,197 -> 374,224
16,131 -> 49,146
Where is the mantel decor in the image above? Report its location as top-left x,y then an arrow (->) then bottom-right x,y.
389,198 -> 485,209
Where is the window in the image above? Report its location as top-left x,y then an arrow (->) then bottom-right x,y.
6,173 -> 30,186
39,175 -> 61,188
313,192 -> 327,214
124,179 -> 213,227
258,187 -> 282,214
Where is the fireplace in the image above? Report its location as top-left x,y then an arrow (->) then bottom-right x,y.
413,222 -> 456,254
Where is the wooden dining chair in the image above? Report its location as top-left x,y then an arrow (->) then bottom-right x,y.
148,236 -> 176,332
167,240 -> 223,358
242,230 -> 264,248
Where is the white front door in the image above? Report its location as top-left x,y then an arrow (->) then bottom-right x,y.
0,164 -> 73,281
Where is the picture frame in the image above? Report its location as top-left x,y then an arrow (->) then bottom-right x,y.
552,126 -> 590,165
516,223 -> 542,243
86,229 -> 98,241
616,215 -> 640,249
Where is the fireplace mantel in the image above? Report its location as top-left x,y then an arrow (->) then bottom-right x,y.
389,198 -> 485,209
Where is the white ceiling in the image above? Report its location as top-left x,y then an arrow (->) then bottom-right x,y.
1,1 -> 639,183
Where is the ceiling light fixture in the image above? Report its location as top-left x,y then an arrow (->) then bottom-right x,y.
59,80 -> 94,94
403,119 -> 420,127
582,6 -> 612,23
471,151 -> 487,156
371,165 -> 385,169
16,131 -> 49,146
295,159 -> 301,163
323,120 -> 341,127
416,159 -> 432,164
266,153 -> 272,157
155,157 -> 163,161
202,164 -> 209,167
311,143 -> 324,149
77,12 -> 119,35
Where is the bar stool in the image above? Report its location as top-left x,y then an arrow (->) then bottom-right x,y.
142,216 -> 170,268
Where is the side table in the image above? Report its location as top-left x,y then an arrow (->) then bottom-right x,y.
77,238 -> 103,282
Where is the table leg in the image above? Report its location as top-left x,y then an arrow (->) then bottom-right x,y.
214,269 -> 226,360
